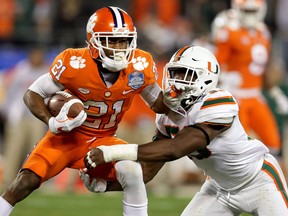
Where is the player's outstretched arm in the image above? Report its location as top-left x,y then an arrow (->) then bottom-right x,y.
85,123 -> 230,167
150,91 -> 170,113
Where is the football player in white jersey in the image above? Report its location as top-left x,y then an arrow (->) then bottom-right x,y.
83,46 -> 288,215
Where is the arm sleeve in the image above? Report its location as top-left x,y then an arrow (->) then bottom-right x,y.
140,82 -> 162,107
28,73 -> 64,98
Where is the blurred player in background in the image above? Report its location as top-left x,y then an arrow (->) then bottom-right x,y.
0,6 -> 169,216
1,47 -> 48,187
211,0 -> 288,159
84,45 -> 288,216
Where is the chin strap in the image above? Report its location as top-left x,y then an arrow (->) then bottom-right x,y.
102,60 -> 127,72
102,52 -> 128,72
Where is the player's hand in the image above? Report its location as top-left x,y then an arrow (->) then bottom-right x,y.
48,102 -> 87,134
276,96 -> 288,114
269,86 -> 288,115
84,147 -> 105,169
163,85 -> 191,110
79,168 -> 107,193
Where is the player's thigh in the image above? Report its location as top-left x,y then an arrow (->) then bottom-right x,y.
72,136 -> 129,181
250,99 -> 280,147
181,191 -> 233,216
253,177 -> 288,216
255,190 -> 288,216
181,179 -> 233,216
23,131 -> 90,181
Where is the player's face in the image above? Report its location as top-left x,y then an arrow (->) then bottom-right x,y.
100,37 -> 130,57
169,67 -> 197,84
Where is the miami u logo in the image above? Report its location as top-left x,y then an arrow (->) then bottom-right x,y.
207,61 -> 219,74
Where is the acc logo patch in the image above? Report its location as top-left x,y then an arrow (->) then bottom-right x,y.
128,72 -> 144,89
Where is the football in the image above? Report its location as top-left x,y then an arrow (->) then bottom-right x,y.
47,91 -> 84,118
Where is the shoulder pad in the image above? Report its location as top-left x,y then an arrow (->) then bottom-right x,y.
211,9 -> 240,40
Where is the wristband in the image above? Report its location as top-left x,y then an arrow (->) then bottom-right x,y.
98,144 -> 138,162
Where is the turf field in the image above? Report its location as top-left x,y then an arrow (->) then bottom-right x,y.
10,191 -> 252,216
11,192 -> 188,216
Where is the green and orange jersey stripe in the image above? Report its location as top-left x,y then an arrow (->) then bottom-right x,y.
261,160 -> 288,207
200,96 -> 236,110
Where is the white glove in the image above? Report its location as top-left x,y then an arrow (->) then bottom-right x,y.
48,101 -> 87,134
269,86 -> 288,115
163,85 -> 191,110
79,168 -> 107,193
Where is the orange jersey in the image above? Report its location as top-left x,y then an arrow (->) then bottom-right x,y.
212,13 -> 280,153
214,24 -> 271,89
121,60 -> 166,126
49,47 -> 158,137
21,47 -> 159,183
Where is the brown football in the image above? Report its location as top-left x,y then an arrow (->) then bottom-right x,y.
47,91 -> 84,118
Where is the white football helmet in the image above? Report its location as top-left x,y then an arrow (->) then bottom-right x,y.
232,0 -> 267,28
163,46 -> 220,108
86,6 -> 137,72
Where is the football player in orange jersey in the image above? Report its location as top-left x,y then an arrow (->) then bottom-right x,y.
211,0 -> 284,157
0,6 -> 171,216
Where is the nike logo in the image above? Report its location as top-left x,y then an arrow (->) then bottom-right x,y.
122,89 -> 135,95
78,88 -> 90,94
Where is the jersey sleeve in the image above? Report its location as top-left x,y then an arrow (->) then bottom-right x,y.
48,48 -> 92,91
195,89 -> 239,124
213,28 -> 233,68
155,114 -> 169,137
212,9 -> 239,68
140,82 -> 162,107
49,48 -> 70,83
49,48 -> 87,85
135,49 -> 159,86
131,49 -> 160,106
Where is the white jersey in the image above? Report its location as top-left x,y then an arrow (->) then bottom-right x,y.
156,89 -> 269,191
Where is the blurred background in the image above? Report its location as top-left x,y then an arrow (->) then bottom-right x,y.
0,0 -> 287,198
